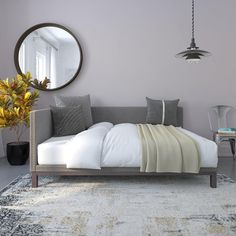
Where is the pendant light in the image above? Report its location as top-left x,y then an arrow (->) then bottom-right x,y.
176,0 -> 211,62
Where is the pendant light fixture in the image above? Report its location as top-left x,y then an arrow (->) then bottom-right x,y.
176,0 -> 211,62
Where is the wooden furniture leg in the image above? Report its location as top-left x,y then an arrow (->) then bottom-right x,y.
32,172 -> 38,188
210,172 -> 217,188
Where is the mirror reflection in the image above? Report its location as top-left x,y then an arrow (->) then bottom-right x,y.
15,24 -> 82,90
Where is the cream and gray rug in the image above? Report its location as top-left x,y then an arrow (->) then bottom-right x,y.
0,174 -> 236,236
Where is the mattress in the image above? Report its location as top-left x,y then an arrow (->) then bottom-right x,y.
37,123 -> 218,168
38,135 -> 74,165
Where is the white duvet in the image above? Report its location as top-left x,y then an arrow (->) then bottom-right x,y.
38,122 -> 218,169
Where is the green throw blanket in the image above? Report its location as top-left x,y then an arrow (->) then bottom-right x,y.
137,124 -> 200,173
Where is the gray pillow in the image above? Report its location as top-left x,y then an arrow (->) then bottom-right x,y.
146,97 -> 180,126
54,95 -> 93,128
51,105 -> 85,137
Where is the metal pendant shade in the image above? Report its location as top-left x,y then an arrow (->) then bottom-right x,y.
176,0 -> 211,62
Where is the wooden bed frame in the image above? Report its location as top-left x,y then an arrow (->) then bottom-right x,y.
31,167 -> 217,188
30,107 -> 217,188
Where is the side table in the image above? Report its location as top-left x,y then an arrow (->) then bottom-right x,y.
214,132 -> 236,160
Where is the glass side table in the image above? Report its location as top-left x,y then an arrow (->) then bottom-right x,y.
214,132 -> 236,160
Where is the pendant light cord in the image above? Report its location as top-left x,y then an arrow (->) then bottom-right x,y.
192,0 -> 195,39
176,0 -> 211,59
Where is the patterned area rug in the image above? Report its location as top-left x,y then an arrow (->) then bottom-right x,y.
0,174 -> 236,236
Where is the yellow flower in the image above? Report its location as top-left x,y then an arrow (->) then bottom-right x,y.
14,107 -> 20,116
24,92 -> 31,100
0,107 -> 4,117
5,78 -> 9,87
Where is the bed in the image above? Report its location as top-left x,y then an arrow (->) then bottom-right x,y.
30,107 -> 218,188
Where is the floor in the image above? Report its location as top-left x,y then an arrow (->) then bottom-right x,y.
0,157 -> 29,190
0,157 -> 235,190
218,156 -> 236,180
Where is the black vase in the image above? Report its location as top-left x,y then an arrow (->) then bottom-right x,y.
7,142 -> 29,165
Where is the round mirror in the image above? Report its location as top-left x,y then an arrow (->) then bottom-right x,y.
14,23 -> 83,91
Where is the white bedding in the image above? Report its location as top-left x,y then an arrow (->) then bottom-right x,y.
37,122 -> 218,168
37,135 -> 74,165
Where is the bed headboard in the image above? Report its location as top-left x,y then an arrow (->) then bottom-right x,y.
91,107 -> 183,127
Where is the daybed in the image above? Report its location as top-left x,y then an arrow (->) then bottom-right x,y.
30,107 -> 218,188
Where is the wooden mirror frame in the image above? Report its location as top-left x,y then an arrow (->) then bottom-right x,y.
14,23 -> 83,91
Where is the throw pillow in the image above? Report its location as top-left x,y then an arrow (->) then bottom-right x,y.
146,97 -> 180,126
51,105 -> 85,137
54,94 -> 93,128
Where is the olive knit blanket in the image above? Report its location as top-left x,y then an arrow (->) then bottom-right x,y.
137,124 -> 200,173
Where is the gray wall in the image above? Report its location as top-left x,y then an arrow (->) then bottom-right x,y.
0,0 -> 236,156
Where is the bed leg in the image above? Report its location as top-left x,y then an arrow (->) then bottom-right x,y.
32,172 -> 38,188
210,172 -> 217,188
